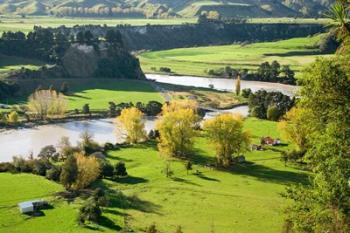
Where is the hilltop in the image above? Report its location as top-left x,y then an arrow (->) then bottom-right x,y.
0,0 -> 335,18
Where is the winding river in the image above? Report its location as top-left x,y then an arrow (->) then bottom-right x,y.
0,74 -> 297,162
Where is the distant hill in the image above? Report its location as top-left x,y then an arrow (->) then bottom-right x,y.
0,0 -> 335,18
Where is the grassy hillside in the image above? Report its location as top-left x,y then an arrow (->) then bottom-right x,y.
0,117 -> 309,232
139,35 -> 333,77
0,0 -> 335,18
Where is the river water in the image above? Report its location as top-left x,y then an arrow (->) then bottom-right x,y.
0,74 -> 296,162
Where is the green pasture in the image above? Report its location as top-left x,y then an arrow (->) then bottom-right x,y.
0,118 -> 308,233
139,35 -> 333,77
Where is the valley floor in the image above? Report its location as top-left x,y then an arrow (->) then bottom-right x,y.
0,118 -> 308,233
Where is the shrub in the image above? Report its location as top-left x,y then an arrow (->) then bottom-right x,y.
38,145 -> 58,161
78,198 -> 102,224
32,159 -> 52,176
7,111 -> 19,124
145,101 -> 163,116
101,161 -> 114,178
146,223 -> 158,233
241,88 -> 252,98
104,142 -> 114,151
267,105 -> 281,121
114,161 -> 128,177
159,67 -> 171,73
82,104 -> 90,115
12,156 -> 33,173
46,166 -> 62,181
0,162 -> 15,173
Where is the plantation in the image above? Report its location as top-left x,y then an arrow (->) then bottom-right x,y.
139,35 -> 333,77
0,118 -> 308,233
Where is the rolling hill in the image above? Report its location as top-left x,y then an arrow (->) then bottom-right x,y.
0,0 -> 335,18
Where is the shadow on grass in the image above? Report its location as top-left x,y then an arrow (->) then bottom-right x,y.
113,176 -> 148,185
171,177 -> 201,186
264,50 -> 321,57
195,173 -> 220,182
98,216 -> 122,231
228,163 -> 309,185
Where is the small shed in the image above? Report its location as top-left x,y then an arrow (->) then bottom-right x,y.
18,200 -> 46,214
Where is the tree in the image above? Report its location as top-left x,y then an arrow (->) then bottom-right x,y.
185,161 -> 192,175
82,104 -> 90,115
204,113 -> 250,167
266,105 -> 280,121
235,74 -> 241,96
60,155 -> 78,190
156,100 -> 199,158
283,57 -> 350,232
78,198 -> 102,224
74,153 -> 101,190
60,82 -> 69,95
116,107 -> 146,144
38,145 -> 57,161
241,88 -> 252,98
57,136 -> 73,160
6,111 -> 18,124
28,89 -> 67,119
108,101 -> 117,116
146,223 -> 158,233
278,107 -> 310,151
114,161 -> 128,177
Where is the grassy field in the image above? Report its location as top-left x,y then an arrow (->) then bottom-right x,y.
139,35 -> 333,77
0,16 -> 197,33
0,117 -> 308,233
3,79 -> 164,110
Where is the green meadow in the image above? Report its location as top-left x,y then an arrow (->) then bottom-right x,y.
139,35 -> 333,77
4,79 -> 163,111
0,118 -> 308,233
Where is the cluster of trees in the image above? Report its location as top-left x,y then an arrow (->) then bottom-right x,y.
248,90 -> 295,121
0,28 -> 125,64
278,55 -> 350,232
0,81 -> 19,100
206,61 -> 296,85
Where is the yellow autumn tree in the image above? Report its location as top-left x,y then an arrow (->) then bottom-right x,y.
116,107 -> 146,143
28,89 -> 67,119
204,113 -> 250,167
278,107 -> 310,151
74,153 -> 101,190
156,100 -> 199,158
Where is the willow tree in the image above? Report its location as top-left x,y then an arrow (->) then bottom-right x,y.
116,107 -> 146,144
204,113 -> 250,167
235,74 -> 241,96
28,89 -> 67,119
156,100 -> 199,158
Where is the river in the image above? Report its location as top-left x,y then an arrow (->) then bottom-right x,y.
0,74 -> 296,162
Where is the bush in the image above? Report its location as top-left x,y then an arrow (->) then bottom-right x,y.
148,130 -> 160,140
38,145 -> 58,161
101,161 -> 114,178
46,166 -> 62,181
82,104 -> 90,115
78,198 -> 102,224
145,101 -> 163,116
267,105 -> 281,121
104,142 -> 114,151
0,162 -> 15,173
146,223 -> 158,233
12,156 -> 33,173
241,88 -> 252,98
159,67 -> 171,73
114,161 -> 128,178
32,159 -> 52,176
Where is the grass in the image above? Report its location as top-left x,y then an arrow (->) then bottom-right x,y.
4,79 -> 164,110
139,35 -> 333,77
0,16 -> 197,33
0,117 -> 308,232
0,54 -> 44,77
